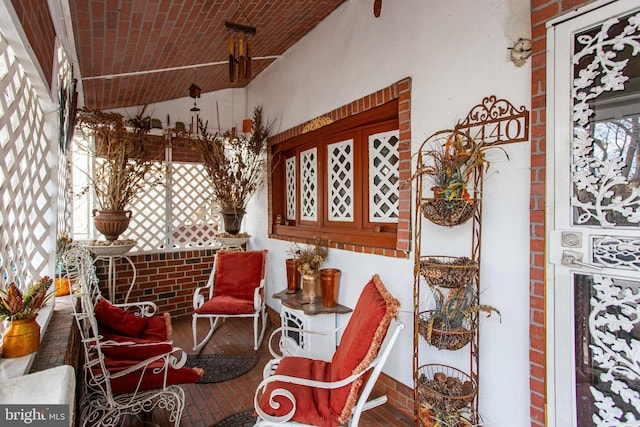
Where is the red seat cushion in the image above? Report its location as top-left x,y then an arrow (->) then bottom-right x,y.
101,358 -> 203,395
94,298 -> 148,337
100,340 -> 174,361
195,295 -> 254,315
258,357 -> 335,427
212,250 -> 266,301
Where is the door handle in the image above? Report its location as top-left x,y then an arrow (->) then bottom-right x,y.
561,250 -> 603,271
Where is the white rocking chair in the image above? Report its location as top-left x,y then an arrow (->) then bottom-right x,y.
254,274 -> 404,427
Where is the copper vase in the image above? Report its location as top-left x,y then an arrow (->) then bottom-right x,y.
320,268 -> 341,307
285,259 -> 301,293
2,318 -> 40,358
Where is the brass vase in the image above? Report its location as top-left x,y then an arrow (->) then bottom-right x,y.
2,318 -> 40,358
320,268 -> 341,307
301,271 -> 321,303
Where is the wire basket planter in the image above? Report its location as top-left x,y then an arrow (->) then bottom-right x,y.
417,364 -> 477,413
418,402 -> 481,427
418,310 -> 477,351
419,256 -> 478,289
421,197 -> 478,227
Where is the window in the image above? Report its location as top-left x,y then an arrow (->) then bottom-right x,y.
72,134 -> 221,252
271,101 -> 400,249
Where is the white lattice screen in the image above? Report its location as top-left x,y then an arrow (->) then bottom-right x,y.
328,139 -> 354,221
0,32 -> 57,289
369,130 -> 399,223
286,156 -> 296,220
169,162 -> 220,248
301,148 -> 318,221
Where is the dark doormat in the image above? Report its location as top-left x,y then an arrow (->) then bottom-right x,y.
210,409 -> 257,427
185,353 -> 260,383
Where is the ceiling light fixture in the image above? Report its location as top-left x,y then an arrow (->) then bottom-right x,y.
189,68 -> 201,112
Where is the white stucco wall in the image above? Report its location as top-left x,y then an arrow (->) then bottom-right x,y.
118,0 -> 532,424
246,0 -> 532,426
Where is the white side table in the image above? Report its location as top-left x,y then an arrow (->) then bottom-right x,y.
274,289 -> 352,361
94,255 -> 137,303
86,243 -> 137,303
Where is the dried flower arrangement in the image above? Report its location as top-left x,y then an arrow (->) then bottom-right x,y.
75,106 -> 166,211
0,277 -> 53,321
193,106 -> 272,212
287,238 -> 330,274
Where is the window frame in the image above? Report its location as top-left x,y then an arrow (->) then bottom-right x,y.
270,100 -> 400,249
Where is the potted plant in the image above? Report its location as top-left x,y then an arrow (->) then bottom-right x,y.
416,129 -> 507,226
418,280 -> 499,351
75,107 -> 165,240
0,276 -> 53,357
192,106 -> 271,234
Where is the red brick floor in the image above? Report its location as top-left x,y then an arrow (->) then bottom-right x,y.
119,315 -> 414,426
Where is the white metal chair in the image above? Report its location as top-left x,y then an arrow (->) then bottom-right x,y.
253,274 -> 404,427
64,244 -> 201,427
192,249 -> 268,351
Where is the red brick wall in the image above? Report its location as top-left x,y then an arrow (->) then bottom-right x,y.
530,1 -> 594,426
11,0 -> 56,89
268,77 -> 412,259
95,249 -> 216,318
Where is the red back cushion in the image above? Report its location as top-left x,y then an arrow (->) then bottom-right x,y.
212,250 -> 266,300
94,298 -> 148,338
329,275 -> 399,421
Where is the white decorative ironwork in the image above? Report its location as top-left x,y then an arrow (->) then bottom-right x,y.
588,274 -> 640,426
369,130 -> 399,223
0,31 -> 55,289
571,12 -> 640,227
301,148 -> 317,221
286,156 -> 296,220
328,139 -> 354,221
593,236 -> 640,270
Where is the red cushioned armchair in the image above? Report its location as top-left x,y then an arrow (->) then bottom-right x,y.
192,249 -> 269,351
254,274 -> 404,427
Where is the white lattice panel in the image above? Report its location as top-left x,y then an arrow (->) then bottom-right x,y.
301,147 -> 318,221
286,156 -> 296,220
328,139 -> 353,221
0,31 -> 55,290
127,177 -> 167,251
369,130 -> 399,223
170,162 -> 220,248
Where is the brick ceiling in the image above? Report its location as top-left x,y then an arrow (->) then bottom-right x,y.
70,0 -> 348,110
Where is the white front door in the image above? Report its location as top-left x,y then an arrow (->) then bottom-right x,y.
548,1 -> 640,426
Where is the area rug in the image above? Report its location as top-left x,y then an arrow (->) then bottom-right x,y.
185,353 -> 260,383
210,409 -> 257,427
